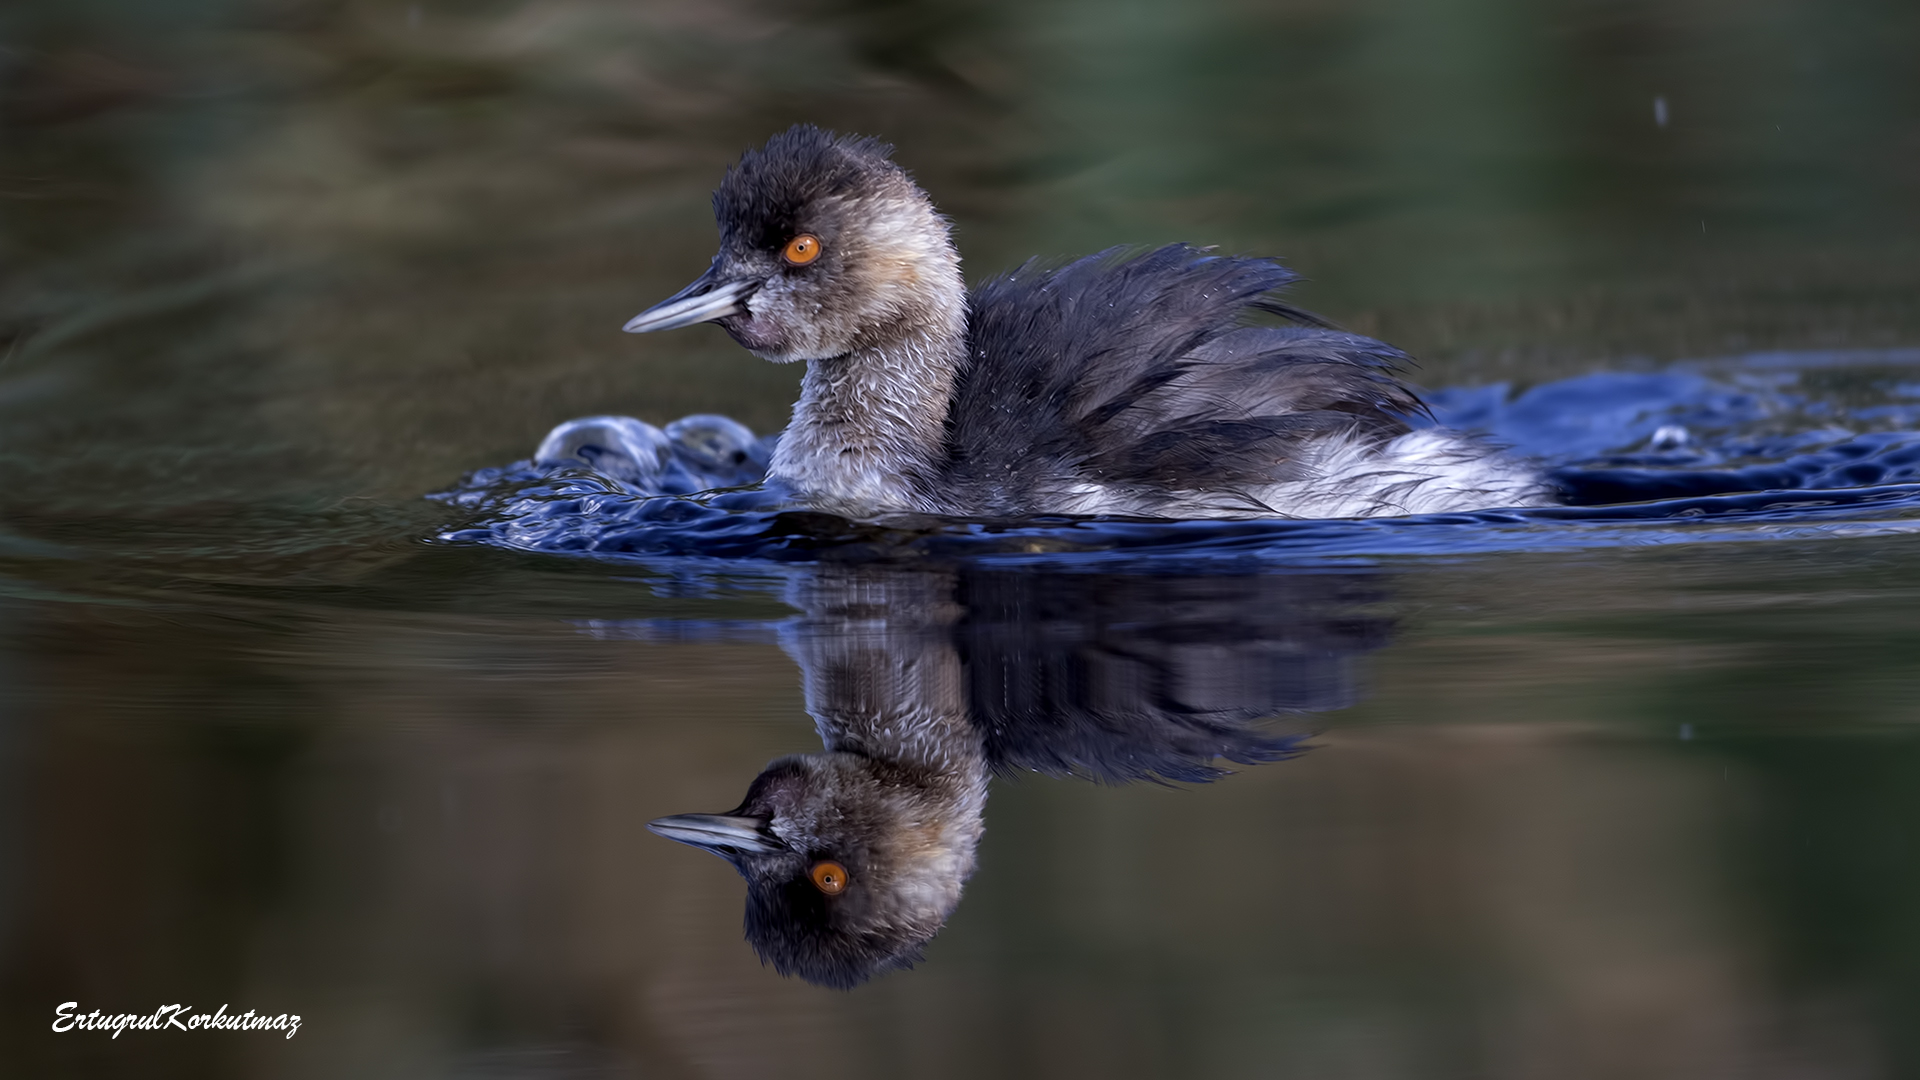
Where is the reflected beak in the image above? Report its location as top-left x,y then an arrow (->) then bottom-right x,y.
647,812 -> 786,857
623,264 -> 761,333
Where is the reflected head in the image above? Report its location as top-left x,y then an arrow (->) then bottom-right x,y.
648,751 -> 979,989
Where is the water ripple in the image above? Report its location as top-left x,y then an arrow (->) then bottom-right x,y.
435,350 -> 1920,566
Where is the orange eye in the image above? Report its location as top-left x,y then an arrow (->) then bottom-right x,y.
809,860 -> 849,895
783,234 -> 822,265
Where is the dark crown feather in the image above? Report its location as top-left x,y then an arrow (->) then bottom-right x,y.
713,124 -> 903,250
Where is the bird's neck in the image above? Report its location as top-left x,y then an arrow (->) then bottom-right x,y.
785,566 -> 988,787
770,324 -> 966,514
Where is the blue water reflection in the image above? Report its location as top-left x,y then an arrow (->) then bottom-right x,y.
440,348 -> 1920,566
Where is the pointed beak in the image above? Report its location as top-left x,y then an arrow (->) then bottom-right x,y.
623,264 -> 762,334
647,812 -> 787,857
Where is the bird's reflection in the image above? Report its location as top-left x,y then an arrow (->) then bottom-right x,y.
649,564 -> 1393,987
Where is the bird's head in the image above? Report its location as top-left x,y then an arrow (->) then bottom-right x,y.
622,125 -> 965,363
648,750 -> 979,989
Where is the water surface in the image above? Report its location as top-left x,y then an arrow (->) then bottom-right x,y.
4,1 -> 1920,1078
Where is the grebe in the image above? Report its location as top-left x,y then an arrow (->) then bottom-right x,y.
646,564 -> 1358,987
622,125 -> 1554,519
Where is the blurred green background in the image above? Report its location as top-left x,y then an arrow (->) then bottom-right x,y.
3,1 -> 1920,1078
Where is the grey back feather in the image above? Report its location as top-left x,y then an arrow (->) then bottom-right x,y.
943,245 -> 1426,512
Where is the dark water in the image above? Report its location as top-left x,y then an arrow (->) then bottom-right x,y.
5,1 -> 1920,1078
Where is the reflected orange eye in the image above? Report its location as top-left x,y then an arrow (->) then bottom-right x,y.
809,860 -> 849,895
783,234 -> 823,265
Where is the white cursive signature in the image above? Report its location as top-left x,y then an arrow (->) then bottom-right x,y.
52,1002 -> 301,1040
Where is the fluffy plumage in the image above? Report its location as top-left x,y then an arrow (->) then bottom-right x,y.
624,125 -> 1555,518
949,246 -> 1439,516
